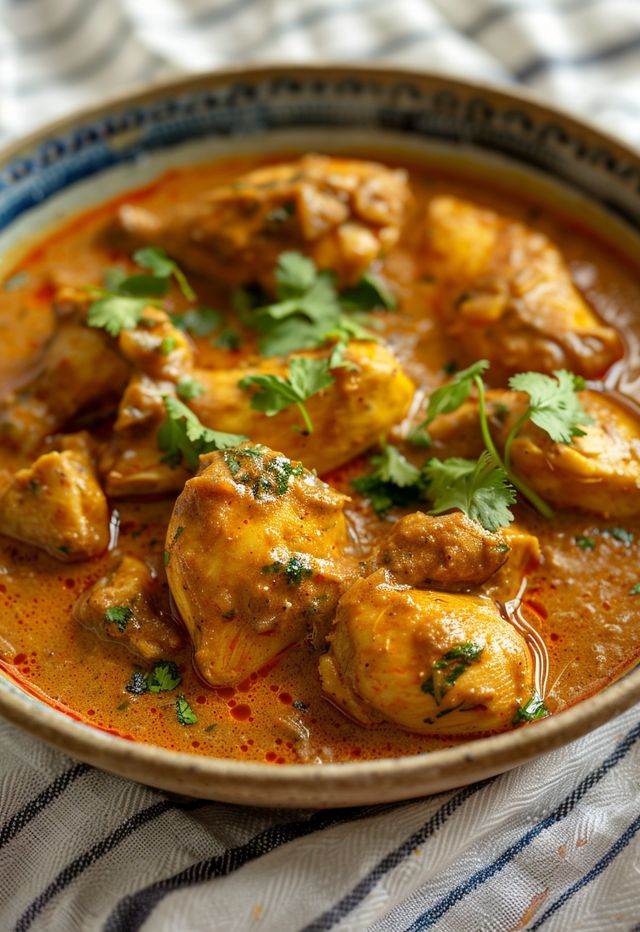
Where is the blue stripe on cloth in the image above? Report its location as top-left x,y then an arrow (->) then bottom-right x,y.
14,798 -> 208,932
405,718 -> 640,930
104,801 -> 415,932
528,811 -> 640,930
0,763 -> 91,849
302,780 -> 493,932
515,33 -> 640,81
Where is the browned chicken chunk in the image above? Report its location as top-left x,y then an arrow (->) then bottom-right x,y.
367,512 -> 510,588
191,341 -> 414,475
74,555 -> 184,660
0,320 -> 130,453
424,196 -> 622,383
165,444 -> 357,686
117,155 -> 411,288
319,569 -> 534,736
0,434 -> 109,561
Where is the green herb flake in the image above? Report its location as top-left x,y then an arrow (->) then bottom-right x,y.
575,535 -> 596,551
172,306 -> 222,336
147,660 -> 182,693
262,555 -> 312,586
157,395 -> 247,469
421,642 -> 484,705
172,526 -> 185,544
352,443 -> 425,517
163,550 -> 171,567
513,692 -> 549,724
629,582 -> 640,596
176,376 -> 205,401
609,527 -> 634,545
214,328 -> 242,351
125,670 -> 148,695
133,246 -> 196,301
159,336 -> 176,355
176,695 -> 198,725
105,605 -> 133,633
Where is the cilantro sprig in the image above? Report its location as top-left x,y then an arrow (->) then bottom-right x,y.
423,452 -> 516,533
239,355 -> 335,434
240,252 -> 387,356
352,443 -> 425,517
88,247 -> 195,336
157,396 -> 247,469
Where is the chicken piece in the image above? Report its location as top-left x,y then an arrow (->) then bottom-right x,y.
100,375 -> 188,497
319,569 -> 534,736
0,320 -> 130,453
425,196 -> 622,383
191,341 -> 414,475
367,512 -> 510,588
480,526 -> 541,602
0,434 -> 109,561
165,444 -> 357,686
118,307 -> 194,383
74,555 -> 184,660
500,390 -> 640,518
117,155 -> 411,288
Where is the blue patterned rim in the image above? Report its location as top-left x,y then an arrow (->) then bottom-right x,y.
2,66 -> 640,232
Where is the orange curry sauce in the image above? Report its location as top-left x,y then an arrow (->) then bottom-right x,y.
1,154 -> 640,764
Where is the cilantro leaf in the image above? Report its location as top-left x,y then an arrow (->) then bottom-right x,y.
262,555 -> 313,585
239,356 -> 334,434
423,452 -> 516,531
340,271 -> 397,311
157,396 -> 247,469
134,246 -> 195,301
176,376 -> 205,401
214,328 -> 241,351
513,692 -> 548,723
421,642 -> 484,705
424,360 -> 490,426
147,661 -> 182,693
125,670 -> 148,695
508,369 -> 593,444
176,695 -> 198,725
352,444 -> 425,517
171,306 -> 222,336
88,295 -> 148,336
105,605 -> 133,632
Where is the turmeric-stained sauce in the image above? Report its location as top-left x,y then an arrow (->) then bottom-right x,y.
1,153 -> 640,763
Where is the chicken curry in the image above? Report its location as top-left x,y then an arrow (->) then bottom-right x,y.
1,152 -> 639,764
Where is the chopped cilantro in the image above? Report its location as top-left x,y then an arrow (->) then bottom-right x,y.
125,670 -> 148,695
147,661 -> 181,693
262,555 -> 313,585
421,643 -> 484,705
159,336 -> 177,355
513,692 -> 549,723
176,695 -> 198,725
423,452 -> 516,532
609,527 -> 634,545
171,306 -> 222,336
105,605 -> 133,633
340,270 -> 397,311
629,582 -> 640,596
176,376 -> 205,401
222,447 -> 304,499
575,535 -> 596,550
163,550 -> 170,567
157,395 -> 247,469
352,444 -> 425,517
133,246 -> 195,301
239,355 -> 334,434
172,526 -> 185,544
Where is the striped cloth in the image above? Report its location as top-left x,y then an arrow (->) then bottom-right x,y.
1,1 -> 640,929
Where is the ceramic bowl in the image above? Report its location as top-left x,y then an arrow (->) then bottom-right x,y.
1,65 -> 639,808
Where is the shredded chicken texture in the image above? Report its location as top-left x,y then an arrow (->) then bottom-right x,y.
0,433 -> 109,562
165,444 -> 357,686
74,554 -> 184,660
425,196 -> 622,383
117,155 -> 411,288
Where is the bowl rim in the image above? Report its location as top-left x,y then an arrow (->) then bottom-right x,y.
1,62 -> 639,797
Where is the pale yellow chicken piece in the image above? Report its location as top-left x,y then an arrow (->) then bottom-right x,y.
74,554 -> 184,660
0,320 -> 130,453
0,434 -> 109,561
500,390 -> 640,518
367,512 -> 510,588
191,341 -> 414,475
319,569 -> 534,736
425,196 -> 622,383
100,375 -> 189,497
165,444 -> 357,686
118,306 -> 194,383
117,155 -> 411,288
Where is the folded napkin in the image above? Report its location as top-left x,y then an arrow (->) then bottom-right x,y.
0,1 -> 639,929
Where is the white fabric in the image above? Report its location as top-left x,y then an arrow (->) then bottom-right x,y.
0,1 -> 639,930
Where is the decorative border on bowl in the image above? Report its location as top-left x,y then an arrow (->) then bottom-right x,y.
2,70 -> 640,231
